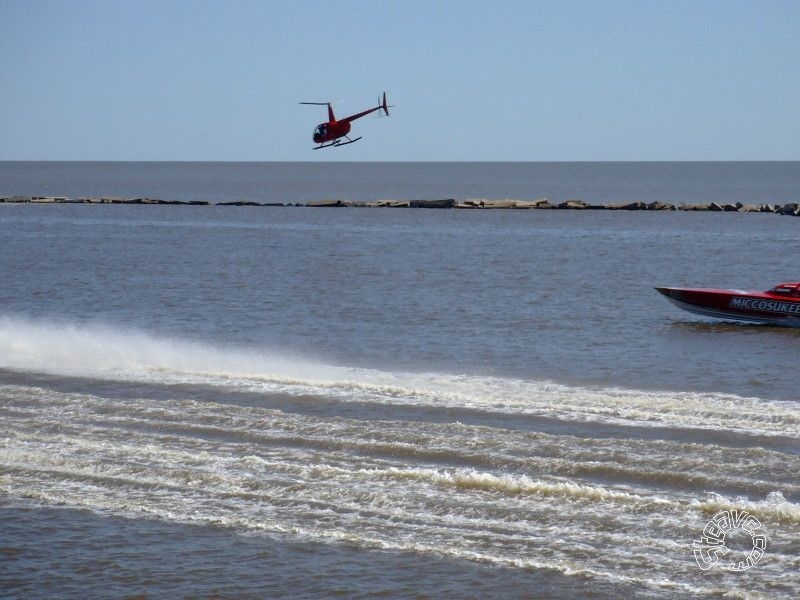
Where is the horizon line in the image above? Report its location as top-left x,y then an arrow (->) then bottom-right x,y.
2,159 -> 799,164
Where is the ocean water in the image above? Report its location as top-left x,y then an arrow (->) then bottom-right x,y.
2,160 -> 800,204
1,162 -> 799,599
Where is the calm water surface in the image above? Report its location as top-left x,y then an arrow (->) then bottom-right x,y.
2,160 -> 799,204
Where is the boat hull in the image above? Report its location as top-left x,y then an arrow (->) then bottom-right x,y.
655,287 -> 800,327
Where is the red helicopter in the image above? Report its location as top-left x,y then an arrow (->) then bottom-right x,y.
300,92 -> 390,149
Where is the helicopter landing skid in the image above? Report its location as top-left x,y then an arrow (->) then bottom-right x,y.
313,136 -> 362,149
334,136 -> 361,147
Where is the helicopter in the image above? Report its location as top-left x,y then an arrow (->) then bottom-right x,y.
300,92 -> 390,149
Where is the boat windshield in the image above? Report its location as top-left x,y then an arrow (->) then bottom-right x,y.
769,283 -> 800,297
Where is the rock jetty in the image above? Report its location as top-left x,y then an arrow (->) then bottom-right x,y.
1,195 -> 798,216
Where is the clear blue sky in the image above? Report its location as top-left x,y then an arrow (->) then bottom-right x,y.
1,0 -> 798,161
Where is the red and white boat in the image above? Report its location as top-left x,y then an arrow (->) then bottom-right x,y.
656,282 -> 800,327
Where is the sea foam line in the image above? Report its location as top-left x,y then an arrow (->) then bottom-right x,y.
3,405 -> 798,599
6,384 -> 800,505
1,315 -> 798,436
0,473 -> 785,600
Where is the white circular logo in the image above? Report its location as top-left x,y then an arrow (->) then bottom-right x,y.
693,509 -> 767,571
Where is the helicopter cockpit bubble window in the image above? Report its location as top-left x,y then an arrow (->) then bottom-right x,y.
314,124 -> 327,137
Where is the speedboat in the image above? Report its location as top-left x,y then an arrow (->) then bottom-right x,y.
655,282 -> 800,327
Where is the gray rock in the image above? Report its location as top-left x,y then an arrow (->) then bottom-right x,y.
410,199 -> 455,208
646,201 -> 675,210
722,202 -> 742,212
558,199 -> 589,209
367,200 -> 410,207
607,201 -> 643,210
306,199 -> 344,207
533,200 -> 556,209
476,199 -> 523,209
461,198 -> 486,207
780,203 -> 800,216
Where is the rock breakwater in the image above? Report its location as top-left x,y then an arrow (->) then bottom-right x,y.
2,195 -> 798,216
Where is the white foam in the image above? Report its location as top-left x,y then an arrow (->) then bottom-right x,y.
692,490 -> 800,525
1,315 -> 798,437
378,466 -> 671,505
0,314 -> 337,382
2,382 -> 798,599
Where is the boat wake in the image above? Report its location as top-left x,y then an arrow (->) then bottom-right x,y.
0,315 -> 798,438
2,315 -> 799,598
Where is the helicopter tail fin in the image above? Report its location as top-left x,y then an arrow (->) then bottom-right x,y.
381,92 -> 389,116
